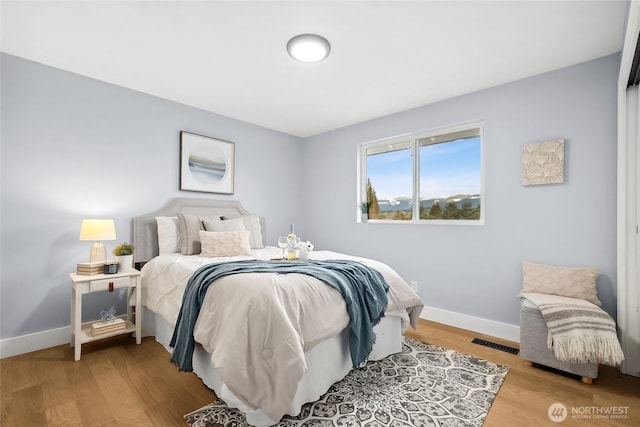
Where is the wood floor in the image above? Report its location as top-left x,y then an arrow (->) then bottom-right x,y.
1,319 -> 638,426
405,320 -> 640,427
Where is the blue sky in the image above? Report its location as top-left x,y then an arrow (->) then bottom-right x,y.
366,137 -> 481,200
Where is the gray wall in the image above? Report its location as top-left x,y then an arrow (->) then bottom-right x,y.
0,53 -> 304,338
0,52 -> 619,343
302,54 -> 619,325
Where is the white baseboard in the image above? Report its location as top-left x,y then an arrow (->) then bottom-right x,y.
0,326 -> 71,359
420,305 -> 520,343
2,306 -> 520,359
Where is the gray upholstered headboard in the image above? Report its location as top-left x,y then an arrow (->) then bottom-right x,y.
133,198 -> 266,264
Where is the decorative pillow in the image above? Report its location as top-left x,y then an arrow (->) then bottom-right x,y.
203,217 -> 245,232
178,212 -> 202,255
156,216 -> 180,254
200,230 -> 252,257
240,215 -> 264,249
177,213 -> 222,255
220,215 -> 264,249
521,260 -> 601,306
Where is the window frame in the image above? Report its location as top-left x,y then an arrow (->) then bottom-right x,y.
358,122 -> 485,225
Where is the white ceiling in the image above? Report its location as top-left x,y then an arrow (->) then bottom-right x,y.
0,1 -> 630,137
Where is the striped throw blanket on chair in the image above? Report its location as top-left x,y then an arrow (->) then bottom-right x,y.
521,292 -> 625,366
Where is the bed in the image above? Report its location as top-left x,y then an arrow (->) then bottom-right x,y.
133,198 -> 423,426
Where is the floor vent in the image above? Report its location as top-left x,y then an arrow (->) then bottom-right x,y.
471,338 -> 519,355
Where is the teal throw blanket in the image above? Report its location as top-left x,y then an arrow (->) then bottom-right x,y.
170,259 -> 389,371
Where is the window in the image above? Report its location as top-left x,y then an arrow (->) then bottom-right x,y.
360,124 -> 483,223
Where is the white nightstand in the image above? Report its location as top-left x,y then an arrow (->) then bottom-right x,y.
69,269 -> 142,361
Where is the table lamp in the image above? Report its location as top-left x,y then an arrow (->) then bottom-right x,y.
79,219 -> 116,262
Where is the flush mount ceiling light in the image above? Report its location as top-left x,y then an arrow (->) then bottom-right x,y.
286,34 -> 331,63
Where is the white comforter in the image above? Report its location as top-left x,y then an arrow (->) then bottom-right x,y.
141,248 -> 423,422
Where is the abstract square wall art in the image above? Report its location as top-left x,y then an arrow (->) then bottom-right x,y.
180,131 -> 235,194
521,139 -> 565,186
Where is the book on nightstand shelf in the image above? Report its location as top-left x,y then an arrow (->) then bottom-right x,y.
90,318 -> 126,336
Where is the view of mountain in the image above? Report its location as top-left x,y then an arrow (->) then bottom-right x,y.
376,194 -> 481,212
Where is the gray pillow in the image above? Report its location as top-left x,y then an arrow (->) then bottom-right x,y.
177,212 -> 222,255
218,215 -> 264,249
203,217 -> 244,232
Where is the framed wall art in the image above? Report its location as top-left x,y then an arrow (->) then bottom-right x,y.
180,131 -> 235,194
521,139 -> 565,186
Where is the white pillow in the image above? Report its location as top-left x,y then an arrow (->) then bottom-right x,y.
240,215 -> 264,249
521,260 -> 601,306
156,216 -> 180,254
199,230 -> 252,257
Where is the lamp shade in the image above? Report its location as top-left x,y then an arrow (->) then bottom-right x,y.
79,219 -> 116,241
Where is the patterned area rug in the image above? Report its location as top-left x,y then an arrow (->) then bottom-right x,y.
185,337 -> 509,427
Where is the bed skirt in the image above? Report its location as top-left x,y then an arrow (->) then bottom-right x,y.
141,306 -> 404,426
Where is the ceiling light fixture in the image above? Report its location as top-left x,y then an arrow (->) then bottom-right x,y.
286,34 -> 331,63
